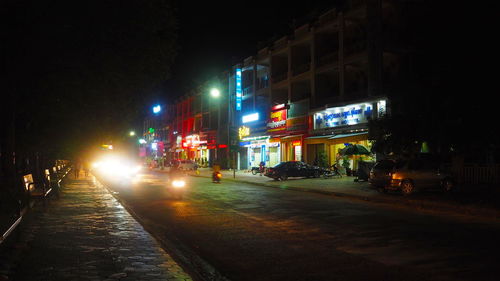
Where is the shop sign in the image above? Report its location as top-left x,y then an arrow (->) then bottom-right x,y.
267,108 -> 287,133
183,134 -> 207,148
314,100 -> 386,130
268,142 -> 279,147
235,68 -> 242,111
238,126 -> 250,140
292,140 -> 301,146
242,112 -> 259,123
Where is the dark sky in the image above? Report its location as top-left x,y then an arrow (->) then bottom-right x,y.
4,0 -> 335,155
164,1 -> 335,97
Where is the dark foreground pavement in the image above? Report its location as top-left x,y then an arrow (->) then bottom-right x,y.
0,173 -> 193,281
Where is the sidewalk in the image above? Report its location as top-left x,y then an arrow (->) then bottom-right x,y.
0,173 -> 193,281
164,167 -> 500,220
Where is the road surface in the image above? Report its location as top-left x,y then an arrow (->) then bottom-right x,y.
98,170 -> 500,281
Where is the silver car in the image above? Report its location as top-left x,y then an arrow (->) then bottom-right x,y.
369,158 -> 455,195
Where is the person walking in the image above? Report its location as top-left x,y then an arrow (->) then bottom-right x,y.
83,160 -> 90,177
74,159 -> 82,179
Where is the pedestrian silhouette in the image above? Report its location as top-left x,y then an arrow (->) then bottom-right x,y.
74,159 -> 82,179
83,161 -> 90,177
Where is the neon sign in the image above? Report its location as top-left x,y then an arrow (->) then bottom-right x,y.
242,112 -> 259,123
238,126 -> 250,139
235,68 -> 242,111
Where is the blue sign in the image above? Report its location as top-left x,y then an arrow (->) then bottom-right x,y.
313,101 -> 386,130
235,68 -> 242,111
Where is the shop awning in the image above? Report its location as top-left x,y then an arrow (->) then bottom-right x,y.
327,132 -> 368,139
305,135 -> 334,139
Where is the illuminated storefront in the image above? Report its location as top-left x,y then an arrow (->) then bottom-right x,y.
265,104 -> 287,166
306,99 -> 387,169
239,136 -> 281,168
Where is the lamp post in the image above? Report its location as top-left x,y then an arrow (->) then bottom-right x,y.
209,85 -> 234,176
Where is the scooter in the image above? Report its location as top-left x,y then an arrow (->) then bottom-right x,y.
323,164 -> 342,179
212,171 -> 222,183
168,177 -> 187,199
251,165 -> 266,176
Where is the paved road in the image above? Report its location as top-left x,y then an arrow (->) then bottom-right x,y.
102,170 -> 500,281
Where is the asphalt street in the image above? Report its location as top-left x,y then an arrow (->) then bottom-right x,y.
100,170 -> 500,281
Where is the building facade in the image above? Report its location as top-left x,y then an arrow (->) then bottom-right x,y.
145,0 -> 422,172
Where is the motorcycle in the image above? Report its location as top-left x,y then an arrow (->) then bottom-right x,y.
323,164 -> 342,179
251,162 -> 266,176
168,177 -> 187,199
251,166 -> 266,175
212,171 -> 222,183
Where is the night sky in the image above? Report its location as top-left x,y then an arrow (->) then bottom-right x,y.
4,0 -> 333,156
165,0 -> 335,96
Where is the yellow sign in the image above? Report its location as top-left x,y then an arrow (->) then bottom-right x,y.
238,126 -> 250,140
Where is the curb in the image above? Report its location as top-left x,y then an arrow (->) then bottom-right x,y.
189,173 -> 500,221
95,176 -> 230,281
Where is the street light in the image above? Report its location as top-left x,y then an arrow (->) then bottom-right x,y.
153,104 -> 161,114
210,88 -> 220,98
129,131 -> 136,137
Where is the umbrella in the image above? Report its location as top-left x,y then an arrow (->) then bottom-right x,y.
339,144 -> 371,156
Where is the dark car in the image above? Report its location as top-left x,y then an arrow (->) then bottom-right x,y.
369,157 -> 455,195
264,161 -> 324,181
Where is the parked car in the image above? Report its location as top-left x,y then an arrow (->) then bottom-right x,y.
369,157 -> 455,195
264,161 -> 324,181
172,159 -> 198,170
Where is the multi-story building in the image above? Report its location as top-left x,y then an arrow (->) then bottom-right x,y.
235,0 -> 416,171
158,72 -> 234,168
149,0 -> 421,172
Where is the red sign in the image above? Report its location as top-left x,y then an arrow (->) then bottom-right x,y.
267,109 -> 287,133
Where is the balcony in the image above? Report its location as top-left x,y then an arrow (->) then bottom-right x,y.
272,72 -> 288,84
316,53 -> 338,68
292,63 -> 311,77
243,86 -> 254,99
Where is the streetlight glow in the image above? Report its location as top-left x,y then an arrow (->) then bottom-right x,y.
210,88 -> 220,98
153,104 -> 161,114
129,131 -> 136,136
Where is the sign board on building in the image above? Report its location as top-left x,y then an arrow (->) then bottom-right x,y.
267,106 -> 287,133
238,126 -> 250,139
242,112 -> 259,123
235,68 -> 242,111
314,100 -> 386,130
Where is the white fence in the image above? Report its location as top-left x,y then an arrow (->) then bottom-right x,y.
455,164 -> 500,185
